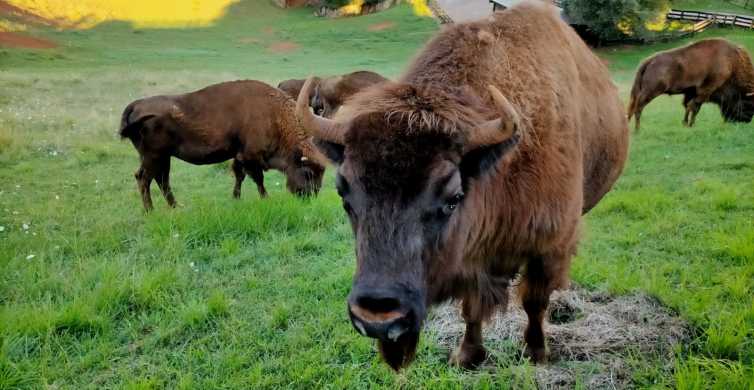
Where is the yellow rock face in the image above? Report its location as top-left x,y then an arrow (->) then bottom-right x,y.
5,0 -> 240,29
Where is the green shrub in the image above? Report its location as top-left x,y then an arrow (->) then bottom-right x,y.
563,0 -> 671,42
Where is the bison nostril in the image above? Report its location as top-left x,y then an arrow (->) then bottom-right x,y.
357,296 -> 401,314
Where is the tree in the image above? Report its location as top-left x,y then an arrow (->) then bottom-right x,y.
562,0 -> 670,42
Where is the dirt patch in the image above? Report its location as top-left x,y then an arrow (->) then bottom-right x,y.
267,41 -> 299,54
0,31 -> 56,49
426,286 -> 689,389
367,21 -> 396,32
262,26 -> 275,35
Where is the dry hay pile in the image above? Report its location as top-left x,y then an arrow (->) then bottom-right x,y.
425,286 -> 689,388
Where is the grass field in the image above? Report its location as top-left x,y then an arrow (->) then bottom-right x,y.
1,1 -> 753,388
674,0 -> 754,14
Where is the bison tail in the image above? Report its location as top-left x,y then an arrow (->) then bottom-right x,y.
627,62 -> 648,118
119,102 -> 137,139
119,102 -> 156,143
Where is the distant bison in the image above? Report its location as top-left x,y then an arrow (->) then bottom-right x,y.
312,70 -> 388,117
297,2 -> 628,370
628,38 -> 754,131
277,77 -> 321,100
120,80 -> 327,211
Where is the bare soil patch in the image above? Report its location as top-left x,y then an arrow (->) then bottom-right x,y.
426,286 -> 689,389
268,41 -> 299,54
0,31 -> 57,49
262,26 -> 275,35
367,21 -> 396,32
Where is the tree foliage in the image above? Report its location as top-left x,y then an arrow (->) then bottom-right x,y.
562,0 -> 671,42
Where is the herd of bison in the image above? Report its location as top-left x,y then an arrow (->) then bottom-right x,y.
118,3 -> 753,371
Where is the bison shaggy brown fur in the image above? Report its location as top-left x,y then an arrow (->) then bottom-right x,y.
277,77 -> 321,100
628,38 -> 754,131
120,80 -> 327,211
312,70 -> 388,117
296,2 -> 629,370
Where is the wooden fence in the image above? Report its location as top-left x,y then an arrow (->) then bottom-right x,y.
667,9 -> 754,29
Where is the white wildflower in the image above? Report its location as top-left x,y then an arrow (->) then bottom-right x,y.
0,226 -> 5,232
189,262 -> 195,268
26,254 -> 35,260
22,223 -> 29,230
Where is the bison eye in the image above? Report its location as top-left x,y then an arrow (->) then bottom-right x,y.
441,193 -> 464,216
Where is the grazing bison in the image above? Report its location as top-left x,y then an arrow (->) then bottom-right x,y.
120,80 -> 327,212
296,2 -> 629,370
628,38 -> 754,131
312,70 -> 388,117
277,77 -> 321,100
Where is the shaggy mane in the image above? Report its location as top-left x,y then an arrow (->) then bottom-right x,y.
336,82 -> 491,137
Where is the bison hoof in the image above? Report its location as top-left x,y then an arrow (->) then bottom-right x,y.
449,344 -> 487,369
525,345 -> 549,364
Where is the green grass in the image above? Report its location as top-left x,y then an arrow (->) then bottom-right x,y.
673,0 -> 754,14
2,1 -> 754,388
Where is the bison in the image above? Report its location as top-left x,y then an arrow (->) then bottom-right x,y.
627,38 -> 754,131
120,80 -> 327,212
296,2 -> 629,370
277,77 -> 321,100
312,70 -> 388,117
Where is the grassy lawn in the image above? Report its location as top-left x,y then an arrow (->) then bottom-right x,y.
673,0 -> 754,15
1,1 -> 753,388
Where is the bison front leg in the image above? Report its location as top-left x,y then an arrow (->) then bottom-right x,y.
688,95 -> 712,127
449,298 -> 489,369
246,164 -> 267,198
520,252 -> 571,364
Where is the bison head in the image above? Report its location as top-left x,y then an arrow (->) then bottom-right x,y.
284,148 -> 326,197
296,78 -> 521,370
711,83 -> 754,123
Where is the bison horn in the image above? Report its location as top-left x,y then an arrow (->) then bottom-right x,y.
464,85 -> 521,152
301,156 -> 308,162
297,76 -> 347,145
747,92 -> 754,97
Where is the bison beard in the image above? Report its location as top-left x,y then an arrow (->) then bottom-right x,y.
711,82 -> 754,123
378,332 -> 420,370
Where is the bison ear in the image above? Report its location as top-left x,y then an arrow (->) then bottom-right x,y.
314,139 -> 345,165
458,133 -> 520,181
458,85 -> 521,181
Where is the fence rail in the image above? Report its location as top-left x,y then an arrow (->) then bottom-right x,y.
667,9 -> 754,29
